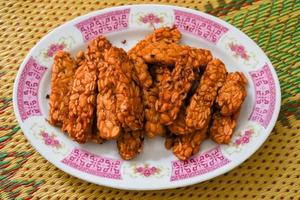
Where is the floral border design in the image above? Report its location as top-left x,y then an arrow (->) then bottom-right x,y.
39,131 -> 62,149
221,36 -> 259,69
223,123 -> 262,155
131,12 -> 173,28
35,36 -> 76,63
30,122 -> 68,156
123,163 -> 170,178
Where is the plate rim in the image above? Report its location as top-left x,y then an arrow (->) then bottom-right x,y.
12,4 -> 281,190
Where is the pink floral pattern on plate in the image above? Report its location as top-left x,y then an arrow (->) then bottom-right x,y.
17,57 -> 47,121
40,131 -> 61,148
135,164 -> 160,177
235,129 -> 254,145
174,10 -> 228,44
139,13 -> 163,26
75,9 -> 130,42
46,43 -> 65,58
249,63 -> 276,128
62,148 -> 122,180
229,42 -> 249,60
171,146 -> 230,181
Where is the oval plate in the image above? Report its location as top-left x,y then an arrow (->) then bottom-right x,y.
13,4 -> 281,190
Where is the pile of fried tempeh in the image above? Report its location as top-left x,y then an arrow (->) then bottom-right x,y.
49,27 -> 247,160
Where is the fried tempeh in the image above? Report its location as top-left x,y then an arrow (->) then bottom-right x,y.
128,27 -> 181,89
144,66 -> 168,138
172,124 -> 208,161
129,28 -> 183,137
185,59 -> 227,130
97,47 -> 144,139
49,51 -> 77,129
138,41 -> 212,67
66,36 -> 111,143
210,112 -> 239,144
67,61 -> 98,143
117,130 -> 144,160
128,27 -> 181,56
155,55 -> 197,125
210,72 -> 247,144
216,72 -> 247,116
86,36 -> 112,66
136,41 -> 212,125
167,107 -> 194,135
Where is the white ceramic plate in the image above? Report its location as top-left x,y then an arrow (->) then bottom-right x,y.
13,4 -> 281,190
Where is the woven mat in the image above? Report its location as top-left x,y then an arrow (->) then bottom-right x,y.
0,0 -> 299,199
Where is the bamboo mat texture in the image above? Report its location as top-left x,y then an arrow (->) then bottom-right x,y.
0,0 -> 299,199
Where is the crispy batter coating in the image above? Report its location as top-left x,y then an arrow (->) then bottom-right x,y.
67,61 -> 98,143
216,72 -> 247,116
138,41 -> 212,126
155,55 -> 197,125
210,112 -> 239,144
167,107 -> 194,135
97,47 -> 144,139
117,130 -> 144,160
65,36 -> 111,143
75,50 -> 85,67
144,66 -> 168,138
210,72 -> 247,144
128,27 -> 181,55
172,125 -> 208,161
129,54 -> 153,89
86,36 -> 112,65
138,41 -> 212,67
128,27 -> 181,89
47,30 -> 249,160
113,48 -> 144,131
49,51 -> 77,128
129,28 -> 182,137
144,86 -> 166,138
88,115 -> 105,144
128,27 -> 181,88
97,90 -> 120,140
185,59 -> 227,130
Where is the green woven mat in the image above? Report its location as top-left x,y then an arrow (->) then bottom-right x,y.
0,0 -> 299,199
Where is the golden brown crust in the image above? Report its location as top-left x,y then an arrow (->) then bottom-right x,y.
117,130 -> 144,160
112,48 -> 144,131
185,59 -> 227,130
167,107 -> 194,135
67,61 -> 98,143
129,54 -> 153,89
97,47 -> 144,139
143,66 -> 168,138
137,40 -> 212,126
128,27 -> 181,56
138,41 -> 212,67
64,36 -> 112,143
172,125 -> 208,161
47,30 -> 249,160
210,112 -> 239,144
49,51 -> 77,127
210,72 -> 247,144
155,55 -> 197,125
96,90 -> 121,140
86,36 -> 112,65
216,72 -> 247,116
129,28 -> 183,137
128,27 -> 181,89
